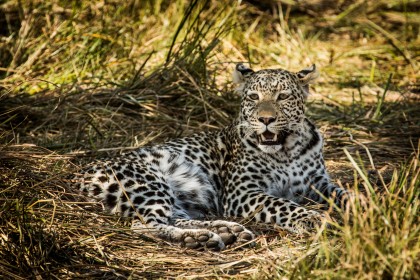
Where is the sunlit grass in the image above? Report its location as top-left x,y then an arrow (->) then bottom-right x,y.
0,0 -> 418,278
293,148 -> 419,279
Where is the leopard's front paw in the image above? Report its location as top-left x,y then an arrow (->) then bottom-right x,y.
209,221 -> 255,246
289,210 -> 328,234
340,191 -> 369,212
181,230 -> 225,251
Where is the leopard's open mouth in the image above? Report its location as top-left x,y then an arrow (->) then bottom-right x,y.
257,131 -> 289,146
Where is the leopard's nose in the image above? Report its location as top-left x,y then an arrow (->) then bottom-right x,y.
258,116 -> 276,125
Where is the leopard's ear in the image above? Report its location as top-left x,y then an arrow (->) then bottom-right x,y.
233,63 -> 254,84
297,64 -> 319,85
296,64 -> 319,97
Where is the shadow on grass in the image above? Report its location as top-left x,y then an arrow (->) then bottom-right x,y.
1,83 -> 418,162
0,66 -> 419,279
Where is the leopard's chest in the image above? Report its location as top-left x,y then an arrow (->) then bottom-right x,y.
225,149 -> 318,203
264,159 -> 312,201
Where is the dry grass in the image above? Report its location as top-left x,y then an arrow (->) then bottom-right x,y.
0,0 -> 419,279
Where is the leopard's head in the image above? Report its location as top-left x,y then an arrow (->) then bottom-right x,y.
233,63 -> 319,153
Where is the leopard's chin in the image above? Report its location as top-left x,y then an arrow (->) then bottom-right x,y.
256,130 -> 290,146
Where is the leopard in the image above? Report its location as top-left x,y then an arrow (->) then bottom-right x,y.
73,63 -> 352,251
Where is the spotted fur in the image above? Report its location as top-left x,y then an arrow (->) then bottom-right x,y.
74,64 -> 351,251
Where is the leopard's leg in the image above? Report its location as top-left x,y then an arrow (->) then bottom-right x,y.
305,166 -> 364,210
75,160 -> 224,250
226,189 -> 326,234
309,181 -> 353,208
126,187 -> 224,250
173,219 -> 254,245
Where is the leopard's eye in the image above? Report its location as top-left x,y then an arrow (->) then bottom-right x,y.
248,93 -> 259,100
277,93 -> 289,101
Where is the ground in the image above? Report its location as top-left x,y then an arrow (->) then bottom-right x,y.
0,0 -> 419,279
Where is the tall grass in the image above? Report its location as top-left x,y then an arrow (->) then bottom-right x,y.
292,149 -> 419,279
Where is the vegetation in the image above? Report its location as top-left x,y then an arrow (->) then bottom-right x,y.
0,0 -> 419,278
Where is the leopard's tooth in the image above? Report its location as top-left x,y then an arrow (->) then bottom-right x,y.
260,133 -> 266,141
272,134 -> 278,142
